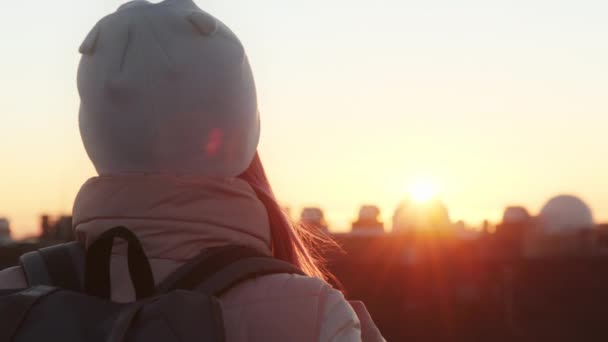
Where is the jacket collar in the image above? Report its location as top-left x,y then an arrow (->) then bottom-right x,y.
72,174 -> 272,261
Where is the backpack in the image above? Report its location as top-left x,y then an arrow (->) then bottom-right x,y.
0,226 -> 305,342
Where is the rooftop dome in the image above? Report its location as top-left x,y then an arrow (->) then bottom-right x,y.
539,195 -> 594,234
352,205 -> 384,233
300,207 -> 328,231
358,205 -> 381,222
502,206 -> 531,225
392,199 -> 451,233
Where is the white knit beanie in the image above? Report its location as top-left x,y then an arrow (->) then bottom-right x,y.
77,0 -> 259,177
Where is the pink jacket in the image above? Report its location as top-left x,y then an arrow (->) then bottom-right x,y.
0,175 -> 365,341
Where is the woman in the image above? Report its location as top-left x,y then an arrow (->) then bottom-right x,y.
0,0 -> 382,341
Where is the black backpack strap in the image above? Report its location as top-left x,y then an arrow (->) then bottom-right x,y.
19,252 -> 51,286
158,246 -> 305,297
85,226 -> 156,300
19,242 -> 85,292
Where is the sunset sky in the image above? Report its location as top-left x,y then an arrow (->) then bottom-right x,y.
1,0 -> 608,237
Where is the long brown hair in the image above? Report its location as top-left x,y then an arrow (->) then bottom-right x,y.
238,153 -> 336,283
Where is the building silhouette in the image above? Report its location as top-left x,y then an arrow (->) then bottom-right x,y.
299,207 -> 328,232
40,215 -> 74,242
392,199 -> 451,234
0,218 -> 11,245
351,205 -> 384,234
525,195 -> 596,257
494,206 -> 533,257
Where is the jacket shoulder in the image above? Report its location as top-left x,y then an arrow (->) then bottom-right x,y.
222,272 -> 341,304
220,273 -> 361,342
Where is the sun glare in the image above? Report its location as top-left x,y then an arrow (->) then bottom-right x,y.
409,180 -> 438,203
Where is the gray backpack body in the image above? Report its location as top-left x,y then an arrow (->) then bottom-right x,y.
0,227 -> 304,342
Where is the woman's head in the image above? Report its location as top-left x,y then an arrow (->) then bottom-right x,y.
77,0 -> 335,283
78,0 -> 259,177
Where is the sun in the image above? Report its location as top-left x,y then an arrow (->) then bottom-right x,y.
409,180 -> 438,203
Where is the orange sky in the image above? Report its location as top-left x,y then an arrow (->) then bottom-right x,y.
1,0 -> 608,238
